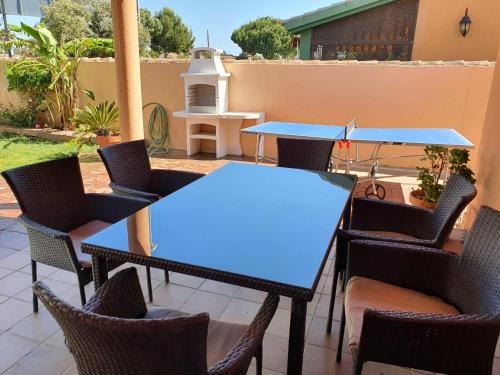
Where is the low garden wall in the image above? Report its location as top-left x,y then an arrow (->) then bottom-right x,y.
0,57 -> 495,170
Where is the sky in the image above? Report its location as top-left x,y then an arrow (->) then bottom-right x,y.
5,0 -> 340,55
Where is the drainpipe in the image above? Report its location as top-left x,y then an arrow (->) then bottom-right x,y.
110,0 -> 144,141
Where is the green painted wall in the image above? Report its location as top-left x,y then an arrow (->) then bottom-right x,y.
299,29 -> 312,60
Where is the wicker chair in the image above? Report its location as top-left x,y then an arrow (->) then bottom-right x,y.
98,139 -> 205,202
1,156 -> 155,311
277,138 -> 335,171
335,205 -> 500,375
326,173 -> 477,333
34,267 -> 279,375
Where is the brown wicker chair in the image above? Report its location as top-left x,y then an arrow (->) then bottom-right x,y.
98,139 -> 205,202
33,267 -> 279,375
335,205 -> 500,375
277,138 -> 335,171
1,156 -> 155,311
327,173 -> 477,333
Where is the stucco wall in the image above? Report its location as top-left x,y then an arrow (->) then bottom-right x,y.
0,58 -> 495,170
412,0 -> 500,61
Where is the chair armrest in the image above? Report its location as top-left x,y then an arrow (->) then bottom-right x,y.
350,198 -> 434,238
209,293 -> 279,375
356,309 -> 500,375
83,267 -> 148,319
150,169 -> 205,197
17,214 -> 78,272
86,193 -> 150,223
347,240 -> 455,297
109,183 -> 160,202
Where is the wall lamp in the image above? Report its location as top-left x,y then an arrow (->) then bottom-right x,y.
459,8 -> 472,37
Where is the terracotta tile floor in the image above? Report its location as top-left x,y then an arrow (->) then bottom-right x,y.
0,154 -> 496,374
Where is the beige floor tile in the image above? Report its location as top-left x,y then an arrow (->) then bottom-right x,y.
9,307 -> 60,343
0,232 -> 29,250
0,247 -> 17,260
306,316 -> 350,354
362,362 -> 413,374
0,298 -> 33,330
19,263 -> 58,278
219,298 -> 261,325
15,279 -> 73,304
0,271 -> 33,297
0,251 -> 31,271
182,290 -> 231,319
200,279 -> 240,297
262,333 -> 289,374
46,270 -> 79,285
234,286 -> 267,303
169,272 -> 206,289
3,343 -> 74,375
44,330 -> 66,350
0,295 -> 7,304
0,332 -> 39,373
269,308 -> 313,339
303,344 -> 353,375
60,362 -> 78,375
316,294 -> 343,322
150,282 -> 196,309
0,266 -> 13,279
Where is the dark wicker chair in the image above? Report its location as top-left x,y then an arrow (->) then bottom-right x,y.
1,156 -> 155,311
335,205 -> 500,375
326,173 -> 477,333
98,139 -> 205,202
34,267 -> 279,375
277,138 -> 335,171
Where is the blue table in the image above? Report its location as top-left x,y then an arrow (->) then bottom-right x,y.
82,162 -> 357,375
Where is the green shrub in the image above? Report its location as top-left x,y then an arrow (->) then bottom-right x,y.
0,105 -> 36,128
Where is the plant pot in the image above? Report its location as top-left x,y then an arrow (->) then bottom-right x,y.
95,135 -> 121,148
409,190 -> 437,210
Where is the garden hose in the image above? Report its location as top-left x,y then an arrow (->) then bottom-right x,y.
143,102 -> 169,157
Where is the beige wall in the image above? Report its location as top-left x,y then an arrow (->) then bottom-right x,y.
0,58 -> 495,170
471,40 -> 500,217
413,0 -> 500,61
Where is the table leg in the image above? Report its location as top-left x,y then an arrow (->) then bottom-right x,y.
342,198 -> 352,230
255,134 -> 261,164
287,298 -> 307,375
92,255 -> 108,291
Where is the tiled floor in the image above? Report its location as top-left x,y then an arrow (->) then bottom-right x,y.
0,154 -> 497,374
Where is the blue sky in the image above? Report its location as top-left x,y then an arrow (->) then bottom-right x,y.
6,0 -> 340,55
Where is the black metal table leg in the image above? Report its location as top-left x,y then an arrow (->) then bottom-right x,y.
92,255 -> 108,291
287,298 -> 307,375
342,198 -> 352,230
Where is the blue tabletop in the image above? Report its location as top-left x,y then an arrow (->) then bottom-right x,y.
242,122 -> 346,141
83,163 -> 355,292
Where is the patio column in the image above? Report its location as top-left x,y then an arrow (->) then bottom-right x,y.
111,0 -> 144,141
472,40 -> 500,214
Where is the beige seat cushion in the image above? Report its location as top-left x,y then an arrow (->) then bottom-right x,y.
69,220 -> 112,268
345,276 -> 459,351
353,230 -> 418,241
143,307 -> 248,368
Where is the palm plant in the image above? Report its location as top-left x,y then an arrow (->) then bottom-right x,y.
1,23 -> 113,129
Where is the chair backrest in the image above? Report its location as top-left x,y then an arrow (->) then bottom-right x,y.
429,174 -> 477,245
446,206 -> 500,315
98,140 -> 152,191
1,156 -> 89,232
277,138 -> 334,172
34,279 -> 211,375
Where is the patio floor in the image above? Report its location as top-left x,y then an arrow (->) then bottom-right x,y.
0,154 -> 496,374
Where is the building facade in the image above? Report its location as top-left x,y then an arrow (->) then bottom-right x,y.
285,0 -> 500,61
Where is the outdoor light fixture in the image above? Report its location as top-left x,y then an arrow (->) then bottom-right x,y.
459,8 -> 472,37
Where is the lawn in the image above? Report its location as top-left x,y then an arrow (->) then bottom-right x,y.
0,133 -> 97,172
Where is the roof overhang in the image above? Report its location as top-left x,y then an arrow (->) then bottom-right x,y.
284,0 -> 396,34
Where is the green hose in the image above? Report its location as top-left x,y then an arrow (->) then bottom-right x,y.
143,102 -> 169,157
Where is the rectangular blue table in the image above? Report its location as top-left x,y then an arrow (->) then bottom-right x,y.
82,162 -> 357,375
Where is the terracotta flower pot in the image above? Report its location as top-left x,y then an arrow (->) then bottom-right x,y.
95,135 -> 121,148
409,190 -> 437,210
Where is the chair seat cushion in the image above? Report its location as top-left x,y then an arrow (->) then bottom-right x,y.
69,220 -> 112,268
345,276 -> 459,351
348,230 -> 418,241
143,307 -> 247,368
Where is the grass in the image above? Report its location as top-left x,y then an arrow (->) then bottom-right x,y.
0,133 -> 98,172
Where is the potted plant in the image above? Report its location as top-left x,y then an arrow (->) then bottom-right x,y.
410,146 -> 476,209
75,90 -> 120,149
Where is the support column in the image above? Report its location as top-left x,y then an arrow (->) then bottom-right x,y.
111,0 -> 144,141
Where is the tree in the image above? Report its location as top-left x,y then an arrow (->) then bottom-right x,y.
150,8 -> 194,55
88,0 -> 113,39
138,9 -> 162,56
231,17 -> 295,59
41,0 -> 93,44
